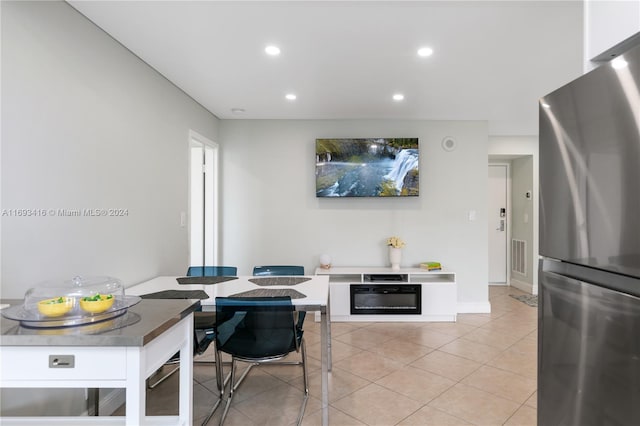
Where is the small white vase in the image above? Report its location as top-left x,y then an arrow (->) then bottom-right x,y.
389,247 -> 402,271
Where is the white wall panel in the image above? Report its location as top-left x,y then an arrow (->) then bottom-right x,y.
219,119 -> 489,306
1,1 -> 219,297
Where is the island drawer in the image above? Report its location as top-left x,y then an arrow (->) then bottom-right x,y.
1,346 -> 127,381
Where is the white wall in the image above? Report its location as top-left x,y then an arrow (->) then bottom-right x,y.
511,156 -> 535,287
585,0 -> 640,67
1,0 -> 219,299
219,119 -> 489,310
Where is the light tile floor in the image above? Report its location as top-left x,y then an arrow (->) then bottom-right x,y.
133,286 -> 537,425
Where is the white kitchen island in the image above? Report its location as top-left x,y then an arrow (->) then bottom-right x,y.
0,298 -> 199,425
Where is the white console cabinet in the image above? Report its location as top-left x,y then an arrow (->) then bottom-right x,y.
315,267 -> 457,322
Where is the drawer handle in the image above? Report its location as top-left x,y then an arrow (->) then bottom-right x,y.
49,355 -> 75,368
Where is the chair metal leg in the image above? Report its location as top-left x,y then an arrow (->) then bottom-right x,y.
301,339 -> 309,396
296,338 -> 309,426
147,360 -> 180,389
88,388 -> 99,416
201,395 -> 222,426
219,358 -> 236,426
201,348 -> 225,426
230,362 -> 255,391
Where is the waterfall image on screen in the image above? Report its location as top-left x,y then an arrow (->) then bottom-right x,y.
315,138 -> 419,197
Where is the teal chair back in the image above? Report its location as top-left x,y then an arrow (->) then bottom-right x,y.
187,266 -> 237,277
252,265 -> 304,276
215,296 -> 303,359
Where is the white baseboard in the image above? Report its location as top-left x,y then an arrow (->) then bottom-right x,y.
329,314 -> 457,322
511,278 -> 538,295
456,301 -> 491,313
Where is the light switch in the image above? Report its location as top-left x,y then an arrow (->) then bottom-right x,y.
468,210 -> 476,221
524,213 -> 529,223
180,212 -> 186,227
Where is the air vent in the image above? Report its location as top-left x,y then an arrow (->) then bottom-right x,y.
512,239 -> 527,275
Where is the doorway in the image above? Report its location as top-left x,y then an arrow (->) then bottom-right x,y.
189,130 -> 219,267
488,164 -> 509,285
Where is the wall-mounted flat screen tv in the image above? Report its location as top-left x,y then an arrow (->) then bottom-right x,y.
316,138 -> 419,197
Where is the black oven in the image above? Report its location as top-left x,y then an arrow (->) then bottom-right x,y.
350,284 -> 421,315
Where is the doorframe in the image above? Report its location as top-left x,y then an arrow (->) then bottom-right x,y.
488,135 -> 539,296
488,162 -> 512,286
188,130 -> 219,267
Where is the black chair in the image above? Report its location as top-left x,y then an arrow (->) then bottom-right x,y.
211,296 -> 308,426
147,266 -> 238,390
252,265 -> 304,276
185,266 -> 242,426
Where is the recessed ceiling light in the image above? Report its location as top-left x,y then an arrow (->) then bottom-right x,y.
231,108 -> 245,114
265,45 -> 281,56
611,57 -> 628,69
393,94 -> 404,101
417,47 -> 434,57
285,93 -> 297,100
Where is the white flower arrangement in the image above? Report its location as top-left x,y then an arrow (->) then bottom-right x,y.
386,236 -> 406,248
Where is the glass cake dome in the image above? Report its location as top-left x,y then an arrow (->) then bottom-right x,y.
1,276 -> 141,328
1,275 -> 140,328
23,275 -> 124,318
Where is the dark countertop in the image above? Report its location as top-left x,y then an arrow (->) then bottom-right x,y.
0,298 -> 200,347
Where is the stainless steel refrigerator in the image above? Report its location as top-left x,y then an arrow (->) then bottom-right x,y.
538,42 -> 640,425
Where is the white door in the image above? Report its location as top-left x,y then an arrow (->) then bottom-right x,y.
189,131 -> 219,267
488,165 -> 508,283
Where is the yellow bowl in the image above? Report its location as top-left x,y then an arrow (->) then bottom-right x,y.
80,295 -> 115,314
37,297 -> 75,317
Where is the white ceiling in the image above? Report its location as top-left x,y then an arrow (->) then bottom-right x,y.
68,0 -> 584,135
